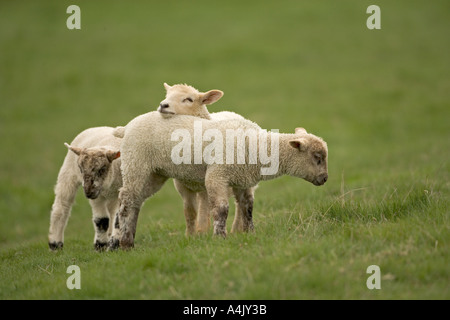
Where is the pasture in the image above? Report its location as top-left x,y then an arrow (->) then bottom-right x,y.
0,0 -> 448,299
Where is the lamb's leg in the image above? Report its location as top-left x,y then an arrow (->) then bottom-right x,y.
206,179 -> 230,238
196,191 -> 211,234
231,187 -> 255,233
106,198 -> 120,238
173,180 -> 198,236
109,173 -> 168,250
230,197 -> 244,233
48,171 -> 80,250
90,198 -> 110,251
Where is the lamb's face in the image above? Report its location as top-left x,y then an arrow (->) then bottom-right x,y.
158,83 -> 223,118
289,129 -> 328,186
77,151 -> 113,199
65,144 -> 120,199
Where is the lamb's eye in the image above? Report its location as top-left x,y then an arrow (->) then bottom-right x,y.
182,97 -> 193,103
98,166 -> 107,176
314,154 -> 322,165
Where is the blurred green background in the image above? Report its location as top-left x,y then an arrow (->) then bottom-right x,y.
0,0 -> 448,299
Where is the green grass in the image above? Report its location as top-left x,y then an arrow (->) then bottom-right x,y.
0,0 -> 449,299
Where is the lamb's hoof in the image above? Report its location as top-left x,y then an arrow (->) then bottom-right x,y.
94,241 -> 107,251
120,233 -> 135,250
213,229 -> 227,238
195,226 -> 210,235
107,237 -> 120,251
120,242 -> 134,250
49,241 -> 63,251
244,223 -> 255,233
230,226 -> 243,234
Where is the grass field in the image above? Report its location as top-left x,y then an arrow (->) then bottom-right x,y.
0,0 -> 449,300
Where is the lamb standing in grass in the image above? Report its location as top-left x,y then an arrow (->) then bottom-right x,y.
108,111 -> 328,250
48,127 -> 121,250
115,83 -> 258,234
158,83 -> 259,234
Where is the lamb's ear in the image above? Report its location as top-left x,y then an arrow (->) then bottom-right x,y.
64,143 -> 82,156
163,83 -> 172,91
106,150 -> 121,163
289,138 -> 307,152
201,90 -> 224,105
295,127 -> 307,135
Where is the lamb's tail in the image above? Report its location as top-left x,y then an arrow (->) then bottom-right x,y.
112,126 -> 126,138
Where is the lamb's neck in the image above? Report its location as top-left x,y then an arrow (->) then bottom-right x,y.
195,106 -> 211,120
278,133 -> 298,175
258,132 -> 295,181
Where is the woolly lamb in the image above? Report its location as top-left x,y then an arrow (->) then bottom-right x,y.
115,83 -> 257,234
48,127 -> 121,250
109,112 -> 328,250
159,83 -> 258,234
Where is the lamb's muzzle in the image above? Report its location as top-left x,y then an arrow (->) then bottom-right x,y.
158,103 -> 174,114
313,173 -> 328,186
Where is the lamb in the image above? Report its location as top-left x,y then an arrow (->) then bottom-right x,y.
48,127 -> 121,250
115,83 -> 258,234
159,83 -> 259,234
108,111 -> 328,250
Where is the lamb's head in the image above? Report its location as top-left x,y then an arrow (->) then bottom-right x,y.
158,83 -> 223,119
287,127 -> 328,186
65,143 -> 120,199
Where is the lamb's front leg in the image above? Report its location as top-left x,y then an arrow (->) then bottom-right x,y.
109,192 -> 141,250
109,173 -> 168,250
90,198 -> 111,251
106,198 -> 120,238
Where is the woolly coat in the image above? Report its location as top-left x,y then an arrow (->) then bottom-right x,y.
119,111 -> 326,192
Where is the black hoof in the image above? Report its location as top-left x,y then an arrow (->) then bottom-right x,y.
213,230 -> 227,238
49,241 -> 63,251
94,241 -> 107,251
107,237 -> 120,251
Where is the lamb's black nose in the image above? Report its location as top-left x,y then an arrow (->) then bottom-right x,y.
159,103 -> 169,109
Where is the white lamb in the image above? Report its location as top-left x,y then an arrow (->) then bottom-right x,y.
159,83 -> 259,234
115,83 -> 258,235
48,127 -> 121,250
109,111 -> 328,250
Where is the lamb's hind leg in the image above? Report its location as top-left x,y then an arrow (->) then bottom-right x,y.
231,187 -> 255,233
48,171 -> 80,250
109,173 -> 168,250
